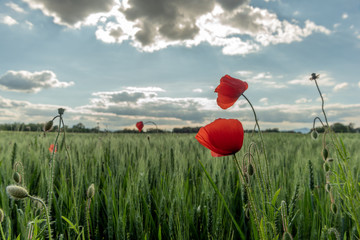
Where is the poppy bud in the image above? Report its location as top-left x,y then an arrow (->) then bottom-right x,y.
323,162 -> 330,172
311,130 -> 318,140
6,185 -> 29,200
58,108 -> 65,115
331,203 -> 337,214
325,183 -> 331,193
87,184 -> 95,199
248,164 -> 255,176
0,208 -> 4,223
13,172 -> 21,184
43,120 -> 53,132
322,148 -> 329,160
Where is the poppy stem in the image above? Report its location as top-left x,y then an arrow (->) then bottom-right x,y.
241,94 -> 272,193
144,121 -> 159,133
313,79 -> 329,127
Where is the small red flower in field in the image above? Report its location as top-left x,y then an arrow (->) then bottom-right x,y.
195,118 -> 244,157
215,75 -> 248,109
136,121 -> 144,132
49,144 -> 57,153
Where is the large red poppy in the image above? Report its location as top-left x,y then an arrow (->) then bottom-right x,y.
195,118 -> 244,157
215,75 -> 248,109
136,121 -> 144,132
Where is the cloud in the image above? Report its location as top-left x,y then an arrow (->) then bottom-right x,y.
358,81 -> 360,88
0,70 -> 74,93
0,87 -> 359,131
295,98 -> 312,104
6,2 -> 26,13
333,82 -> 348,92
288,72 -> 335,86
259,97 -> 268,105
193,88 -> 203,93
1,16 -> 18,25
20,0 -> 331,55
238,72 -> 287,88
22,0 -> 115,28
342,13 -> 348,19
93,1 -> 331,55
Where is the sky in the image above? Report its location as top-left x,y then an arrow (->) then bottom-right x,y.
0,0 -> 359,131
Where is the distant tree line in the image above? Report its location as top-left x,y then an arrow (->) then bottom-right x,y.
314,122 -> 359,133
0,122 -> 358,133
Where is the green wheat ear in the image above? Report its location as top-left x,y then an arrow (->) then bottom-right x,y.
308,160 -> 315,191
6,185 -> 29,200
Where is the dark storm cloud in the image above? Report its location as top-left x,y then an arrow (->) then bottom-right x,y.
0,70 -> 74,93
121,0 -> 214,45
23,0 -> 114,26
216,0 -> 249,11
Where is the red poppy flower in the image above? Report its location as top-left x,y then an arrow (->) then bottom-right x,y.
136,121 -> 144,132
49,144 -> 57,153
215,75 -> 248,109
195,118 -> 244,157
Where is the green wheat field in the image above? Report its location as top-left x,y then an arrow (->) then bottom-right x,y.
0,131 -> 359,239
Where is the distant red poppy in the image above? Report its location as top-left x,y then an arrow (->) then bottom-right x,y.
215,75 -> 248,109
136,121 -> 144,132
49,144 -> 57,153
195,118 -> 244,157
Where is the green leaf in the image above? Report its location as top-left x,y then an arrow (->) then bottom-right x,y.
158,225 -> 162,240
271,188 -> 281,207
62,216 -> 79,234
199,160 -> 245,240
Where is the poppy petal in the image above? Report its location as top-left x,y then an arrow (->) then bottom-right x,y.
215,75 -> 248,109
195,118 -> 244,157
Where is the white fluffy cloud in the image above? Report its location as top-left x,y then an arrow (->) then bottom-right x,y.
333,82 -> 348,92
236,71 -> 287,88
0,70 -> 74,93
0,16 -> 18,25
24,0 -> 331,55
295,98 -> 312,104
6,2 -> 25,13
288,73 -> 335,86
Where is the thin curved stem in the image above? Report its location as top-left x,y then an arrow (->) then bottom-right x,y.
314,79 -> 329,127
29,196 -> 52,240
242,94 -> 272,193
144,121 -> 159,133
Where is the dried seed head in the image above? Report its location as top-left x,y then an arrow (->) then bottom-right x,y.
13,171 -> 22,184
6,185 -> 29,200
58,108 -> 65,115
322,148 -> 329,160
311,130 -> 319,140
309,73 -> 320,81
87,183 -> 95,199
0,208 -> 4,223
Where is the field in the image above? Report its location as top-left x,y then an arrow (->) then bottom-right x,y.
0,131 -> 359,239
